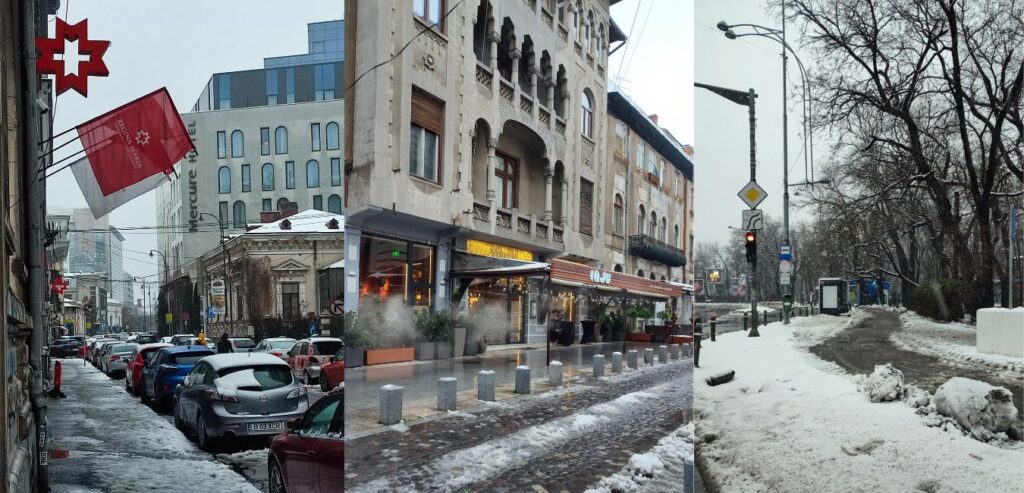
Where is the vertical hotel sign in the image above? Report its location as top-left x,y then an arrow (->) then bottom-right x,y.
187,120 -> 200,232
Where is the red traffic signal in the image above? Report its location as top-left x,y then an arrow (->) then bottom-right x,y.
744,232 -> 756,243
744,231 -> 757,262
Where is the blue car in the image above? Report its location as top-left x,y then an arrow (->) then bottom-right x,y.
142,345 -> 215,410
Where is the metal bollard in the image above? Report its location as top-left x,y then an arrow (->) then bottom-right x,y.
515,365 -> 531,394
438,377 -> 458,411
593,354 -> 606,377
627,349 -> 638,369
657,345 -> 668,364
548,360 -> 563,387
379,384 -> 403,425
643,348 -> 654,366
710,317 -> 717,342
611,351 -> 623,373
694,326 -> 703,368
743,312 -> 749,331
478,370 -> 495,401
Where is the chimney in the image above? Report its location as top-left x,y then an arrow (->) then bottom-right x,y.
259,211 -> 280,223
682,144 -> 694,157
648,113 -> 658,125
280,201 -> 299,219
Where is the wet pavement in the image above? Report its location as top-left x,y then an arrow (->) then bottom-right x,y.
810,308 -> 1024,421
345,358 -> 691,492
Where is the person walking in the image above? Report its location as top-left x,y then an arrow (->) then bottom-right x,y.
216,333 -> 232,353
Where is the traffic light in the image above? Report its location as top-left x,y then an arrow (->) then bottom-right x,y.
745,231 -> 757,263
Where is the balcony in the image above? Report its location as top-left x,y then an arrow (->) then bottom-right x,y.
628,234 -> 687,267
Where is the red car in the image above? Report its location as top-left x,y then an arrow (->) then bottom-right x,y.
268,385 -> 343,493
319,348 -> 344,392
125,343 -> 172,396
287,337 -> 343,385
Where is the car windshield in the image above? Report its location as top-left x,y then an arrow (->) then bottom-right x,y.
170,353 -> 210,365
232,339 -> 255,349
217,365 -> 293,390
112,345 -> 136,354
143,350 -> 160,365
135,335 -> 157,343
268,340 -> 296,350
313,341 -> 343,355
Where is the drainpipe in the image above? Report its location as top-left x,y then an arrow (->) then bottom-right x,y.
22,0 -> 50,489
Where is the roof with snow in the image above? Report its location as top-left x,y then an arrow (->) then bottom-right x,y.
608,91 -> 694,181
243,209 -> 345,236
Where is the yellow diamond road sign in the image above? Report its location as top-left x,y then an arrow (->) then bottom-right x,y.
738,181 -> 767,209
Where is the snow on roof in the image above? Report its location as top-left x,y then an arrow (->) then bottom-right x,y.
203,352 -> 288,370
243,209 -> 344,236
326,258 -> 345,269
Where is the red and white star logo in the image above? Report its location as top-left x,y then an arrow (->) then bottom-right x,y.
135,130 -> 150,146
36,18 -> 111,97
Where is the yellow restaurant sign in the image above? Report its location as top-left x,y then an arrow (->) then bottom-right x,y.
467,239 -> 533,262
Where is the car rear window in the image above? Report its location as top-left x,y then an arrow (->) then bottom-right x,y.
143,350 -> 160,364
170,353 -> 211,365
232,339 -> 256,349
217,365 -> 293,390
313,341 -> 343,355
113,345 -> 137,354
269,340 -> 296,350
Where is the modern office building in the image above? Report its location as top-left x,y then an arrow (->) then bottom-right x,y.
48,207 -> 133,307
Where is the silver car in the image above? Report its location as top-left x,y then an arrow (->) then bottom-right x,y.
173,353 -> 309,450
92,340 -> 120,367
102,343 -> 138,377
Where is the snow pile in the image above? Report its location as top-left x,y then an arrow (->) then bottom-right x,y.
933,377 -> 1019,441
893,311 -> 1024,376
855,364 -> 905,402
584,422 -> 693,493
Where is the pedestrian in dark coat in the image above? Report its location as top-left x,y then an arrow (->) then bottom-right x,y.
216,333 -> 232,353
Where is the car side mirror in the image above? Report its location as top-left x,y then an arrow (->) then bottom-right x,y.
328,356 -> 337,364
287,418 -> 300,431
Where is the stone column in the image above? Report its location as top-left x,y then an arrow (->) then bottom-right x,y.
487,31 -> 501,91
510,49 -> 522,92
559,178 -> 569,227
544,165 -> 553,222
547,77 -> 556,118
528,65 -> 540,119
486,138 -> 499,227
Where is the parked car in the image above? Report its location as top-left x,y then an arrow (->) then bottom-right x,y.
142,345 -> 215,410
127,333 -> 159,344
125,343 -> 172,396
159,336 -> 173,344
226,337 -> 256,353
181,337 -> 208,347
168,333 -> 196,345
102,343 -> 138,377
268,385 -> 342,493
252,337 -> 298,360
319,348 -> 344,392
48,339 -> 80,358
173,353 -> 310,450
92,340 -> 121,367
86,338 -> 116,363
287,337 -> 344,385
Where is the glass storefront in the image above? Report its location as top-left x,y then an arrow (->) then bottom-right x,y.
358,235 -> 434,308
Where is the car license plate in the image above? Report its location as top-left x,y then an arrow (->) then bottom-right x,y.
247,422 -> 284,433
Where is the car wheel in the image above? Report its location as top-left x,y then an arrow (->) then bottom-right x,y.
196,413 -> 218,452
173,400 -> 185,432
268,457 -> 288,493
320,376 -> 331,392
141,384 -> 151,405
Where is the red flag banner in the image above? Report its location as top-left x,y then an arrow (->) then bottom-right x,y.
75,88 -> 192,195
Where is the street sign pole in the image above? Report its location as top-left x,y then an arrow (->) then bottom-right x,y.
1011,205 -> 1017,308
748,88 -> 760,337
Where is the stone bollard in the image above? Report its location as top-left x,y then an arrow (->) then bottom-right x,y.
657,345 -> 668,364
611,351 -> 623,373
437,377 -> 458,411
593,354 -> 606,377
683,343 -> 691,357
515,365 -> 531,394
548,361 -> 563,387
643,348 -> 654,366
379,384 -> 403,425
670,343 -> 680,360
478,370 -> 495,402
627,349 -> 639,369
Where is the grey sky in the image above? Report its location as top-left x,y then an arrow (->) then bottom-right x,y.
45,1 -> 339,300
695,0 -> 818,247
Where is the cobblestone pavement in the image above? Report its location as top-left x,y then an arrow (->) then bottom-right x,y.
346,359 -> 691,492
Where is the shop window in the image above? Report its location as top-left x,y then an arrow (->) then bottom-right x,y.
359,236 -> 433,307
579,178 -> 593,235
282,282 -> 300,319
495,154 -> 516,208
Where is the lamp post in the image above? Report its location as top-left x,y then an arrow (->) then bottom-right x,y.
695,82 -> 760,336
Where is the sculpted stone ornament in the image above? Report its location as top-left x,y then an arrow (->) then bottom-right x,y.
36,18 -> 111,97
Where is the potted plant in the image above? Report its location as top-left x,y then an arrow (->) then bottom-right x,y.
593,302 -> 609,343
341,311 -> 374,368
414,310 -> 437,360
625,303 -> 655,342
432,311 -> 454,359
607,310 -> 625,342
461,314 -> 481,357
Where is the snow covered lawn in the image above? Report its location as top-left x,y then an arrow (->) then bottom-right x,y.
694,314 -> 1024,493
892,310 -> 1024,377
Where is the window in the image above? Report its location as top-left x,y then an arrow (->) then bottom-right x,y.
285,161 -> 295,189
285,68 -> 295,103
303,397 -> 340,436
241,164 -> 251,192
218,167 -> 231,194
660,217 -> 667,242
650,273 -> 657,281
260,127 -> 270,155
650,212 -> 657,238
218,201 -> 229,229
314,64 -> 336,100
647,147 -> 657,175
311,123 -> 321,151
275,127 -> 288,154
306,160 -> 320,188
674,224 -> 680,248
613,264 -> 623,273
326,122 -> 340,150
277,198 -> 290,211
579,178 -> 594,235
217,131 -> 226,159
262,198 -> 272,212
637,269 -> 645,278
218,74 -> 231,109
414,0 -> 444,29
636,141 -> 645,170
613,194 -> 624,234
495,154 -> 516,208
313,195 -> 323,211
266,69 -> 278,105
614,121 -> 628,156
581,90 -> 594,138
232,201 -> 246,228
231,130 -> 244,158
330,158 -> 341,186
638,205 -> 646,235
262,163 -> 275,191
409,88 -> 444,182
282,282 -> 300,319
328,194 -> 342,214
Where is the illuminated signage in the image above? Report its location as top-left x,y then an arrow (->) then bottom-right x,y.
467,239 -> 533,262
589,270 -> 612,284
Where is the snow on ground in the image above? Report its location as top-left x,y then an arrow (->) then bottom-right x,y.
694,315 -> 1024,493
934,377 -> 1019,441
584,422 -> 693,493
892,311 -> 1024,377
51,451 -> 263,493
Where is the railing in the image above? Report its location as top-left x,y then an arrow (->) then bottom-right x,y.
476,63 -> 493,90
536,223 -> 548,239
519,94 -> 533,114
517,217 -> 531,235
499,80 -> 514,104
574,42 -> 582,57
555,118 -> 566,136
496,209 -> 512,229
558,25 -> 568,43
473,201 -> 490,222
539,108 -> 551,127
552,226 -> 563,243
628,234 -> 687,267
541,9 -> 553,27
581,137 -> 595,161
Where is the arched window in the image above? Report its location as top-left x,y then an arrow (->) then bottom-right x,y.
262,163 -> 275,191
306,160 -> 320,188
613,264 -> 623,273
674,225 -> 680,248
638,205 -> 645,235
613,194 -> 624,234
583,11 -> 593,52
581,89 -> 594,138
218,167 -> 231,194
232,201 -> 246,228
649,272 -> 656,281
660,217 -> 667,242
637,269 -> 645,278
650,212 -> 657,238
275,126 -> 288,154
328,194 -> 342,214
326,122 -> 340,150
277,198 -> 290,211
660,275 -> 666,282
231,130 -> 244,158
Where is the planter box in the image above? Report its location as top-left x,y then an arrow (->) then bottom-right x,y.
669,335 -> 693,345
366,347 -> 415,365
436,341 -> 452,359
626,333 -> 654,343
464,329 -> 480,356
453,327 -> 467,358
345,347 -> 365,368
415,341 -> 436,360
